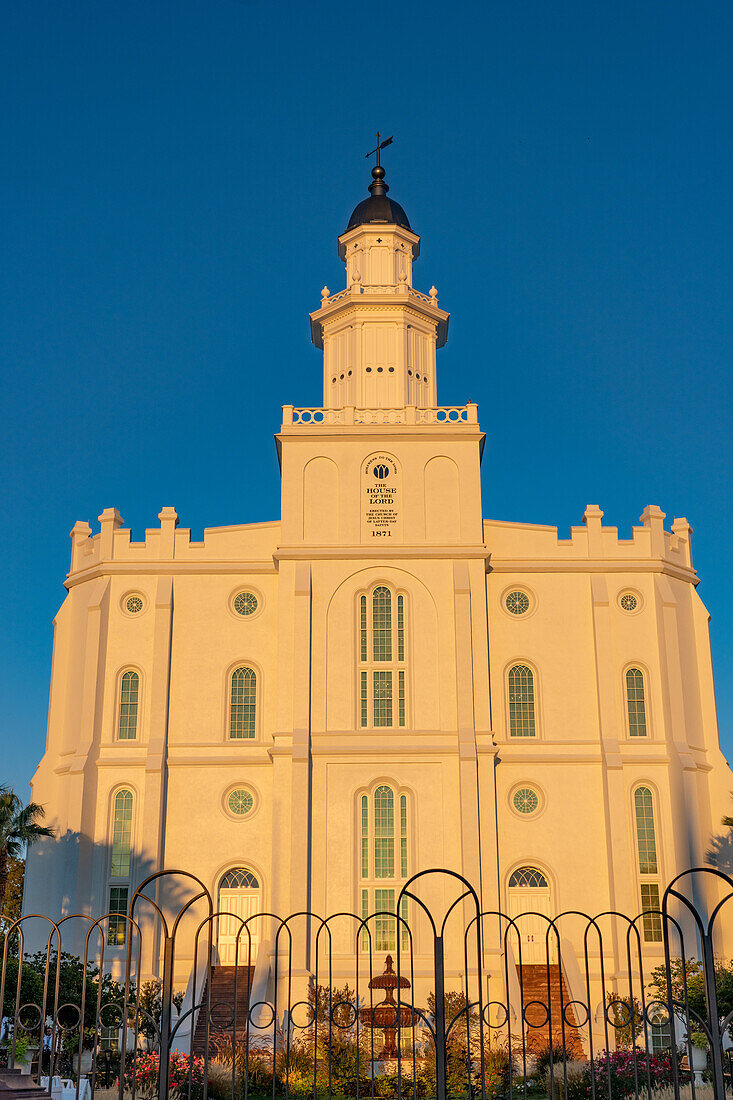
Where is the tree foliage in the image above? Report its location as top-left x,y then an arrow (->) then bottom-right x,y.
0,788 -> 54,914
0,856 -> 24,937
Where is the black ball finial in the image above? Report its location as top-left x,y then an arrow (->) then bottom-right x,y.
368,164 -> 388,196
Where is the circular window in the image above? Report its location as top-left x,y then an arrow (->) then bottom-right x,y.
512,787 -> 539,815
126,595 -> 143,614
227,789 -> 254,816
620,592 -> 639,612
234,591 -> 258,617
505,590 -> 530,616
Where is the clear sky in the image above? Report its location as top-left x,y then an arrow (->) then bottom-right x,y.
1,0 -> 731,797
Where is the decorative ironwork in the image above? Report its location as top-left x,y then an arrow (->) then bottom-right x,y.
2,866 -> 732,1100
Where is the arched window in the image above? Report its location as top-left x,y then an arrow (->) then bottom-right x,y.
508,866 -> 548,888
507,665 -> 536,737
358,587 -> 407,728
634,787 -> 658,874
108,789 -> 133,946
111,789 -> 133,877
118,670 -> 139,740
634,786 -> 662,942
626,668 -> 648,737
230,667 -> 257,739
359,785 -> 409,951
220,867 -> 260,890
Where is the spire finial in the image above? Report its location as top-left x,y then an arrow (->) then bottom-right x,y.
365,132 -> 393,196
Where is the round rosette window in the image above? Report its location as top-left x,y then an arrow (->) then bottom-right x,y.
226,788 -> 255,818
618,590 -> 642,614
511,786 -> 541,816
505,590 -> 530,616
233,591 -> 259,617
122,593 -> 145,615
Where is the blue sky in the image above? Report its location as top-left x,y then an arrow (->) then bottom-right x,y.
1,0 -> 731,797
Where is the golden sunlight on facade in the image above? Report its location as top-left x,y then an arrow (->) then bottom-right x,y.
24,161 -> 731,998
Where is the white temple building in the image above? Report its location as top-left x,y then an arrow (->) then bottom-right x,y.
24,159 -> 732,1003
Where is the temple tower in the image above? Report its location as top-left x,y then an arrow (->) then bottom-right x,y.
310,163 -> 449,409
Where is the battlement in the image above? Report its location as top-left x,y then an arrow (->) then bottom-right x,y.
484,504 -> 695,574
68,507 -> 280,579
68,502 -> 694,582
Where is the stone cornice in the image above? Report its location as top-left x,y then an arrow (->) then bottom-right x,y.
488,558 -> 698,584
64,549 -> 698,586
65,559 -> 279,588
273,545 -> 490,563
276,426 -> 485,442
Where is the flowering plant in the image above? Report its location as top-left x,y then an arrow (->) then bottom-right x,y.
590,1049 -> 676,1100
121,1051 -> 205,1099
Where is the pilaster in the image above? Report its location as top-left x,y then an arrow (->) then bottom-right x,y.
654,575 -> 703,871
157,507 -> 179,559
140,575 -> 174,977
68,577 -> 110,948
453,562 -> 481,894
98,508 -> 124,559
583,505 -> 605,557
589,576 -> 635,951
640,505 -> 667,558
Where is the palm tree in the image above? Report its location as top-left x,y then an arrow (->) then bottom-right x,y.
0,788 -> 54,914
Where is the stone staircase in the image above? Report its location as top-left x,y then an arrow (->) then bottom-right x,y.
0,1069 -> 48,1100
191,965 -> 255,1056
517,964 -> 584,1057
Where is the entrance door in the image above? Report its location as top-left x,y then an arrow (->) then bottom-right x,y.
217,867 -> 261,965
507,866 -> 555,964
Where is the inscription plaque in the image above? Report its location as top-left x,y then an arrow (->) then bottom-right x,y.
361,453 -> 402,542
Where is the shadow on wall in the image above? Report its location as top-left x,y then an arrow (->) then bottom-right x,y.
18,831 -> 206,973
707,822 -> 733,877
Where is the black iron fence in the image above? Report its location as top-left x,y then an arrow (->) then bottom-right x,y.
2,867 -> 733,1100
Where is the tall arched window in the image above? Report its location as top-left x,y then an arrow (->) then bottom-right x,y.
626,668 -> 648,737
359,587 -> 407,728
108,789 -> 133,946
507,665 -> 536,737
634,786 -> 661,942
230,667 -> 257,739
118,670 -> 139,740
359,785 -> 409,951
634,787 -> 658,874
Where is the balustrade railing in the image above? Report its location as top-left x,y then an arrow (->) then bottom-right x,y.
283,405 -> 477,426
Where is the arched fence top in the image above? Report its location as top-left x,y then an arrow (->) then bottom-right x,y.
4,865 -> 733,1100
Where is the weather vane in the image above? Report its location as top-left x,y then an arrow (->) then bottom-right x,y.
365,132 -> 393,167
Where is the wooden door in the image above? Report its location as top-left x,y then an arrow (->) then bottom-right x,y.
508,879 -> 556,964
218,889 -> 260,965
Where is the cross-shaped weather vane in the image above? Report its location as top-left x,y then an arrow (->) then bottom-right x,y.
365,132 -> 394,167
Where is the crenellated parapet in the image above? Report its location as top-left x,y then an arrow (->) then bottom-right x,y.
484,504 -> 695,579
67,507 -> 280,581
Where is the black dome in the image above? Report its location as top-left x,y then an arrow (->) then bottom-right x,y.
346,193 -> 411,232
345,165 -> 412,232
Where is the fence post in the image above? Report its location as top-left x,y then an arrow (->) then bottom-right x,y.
434,934 -> 447,1100
702,931 -> 726,1100
157,935 -> 175,1100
